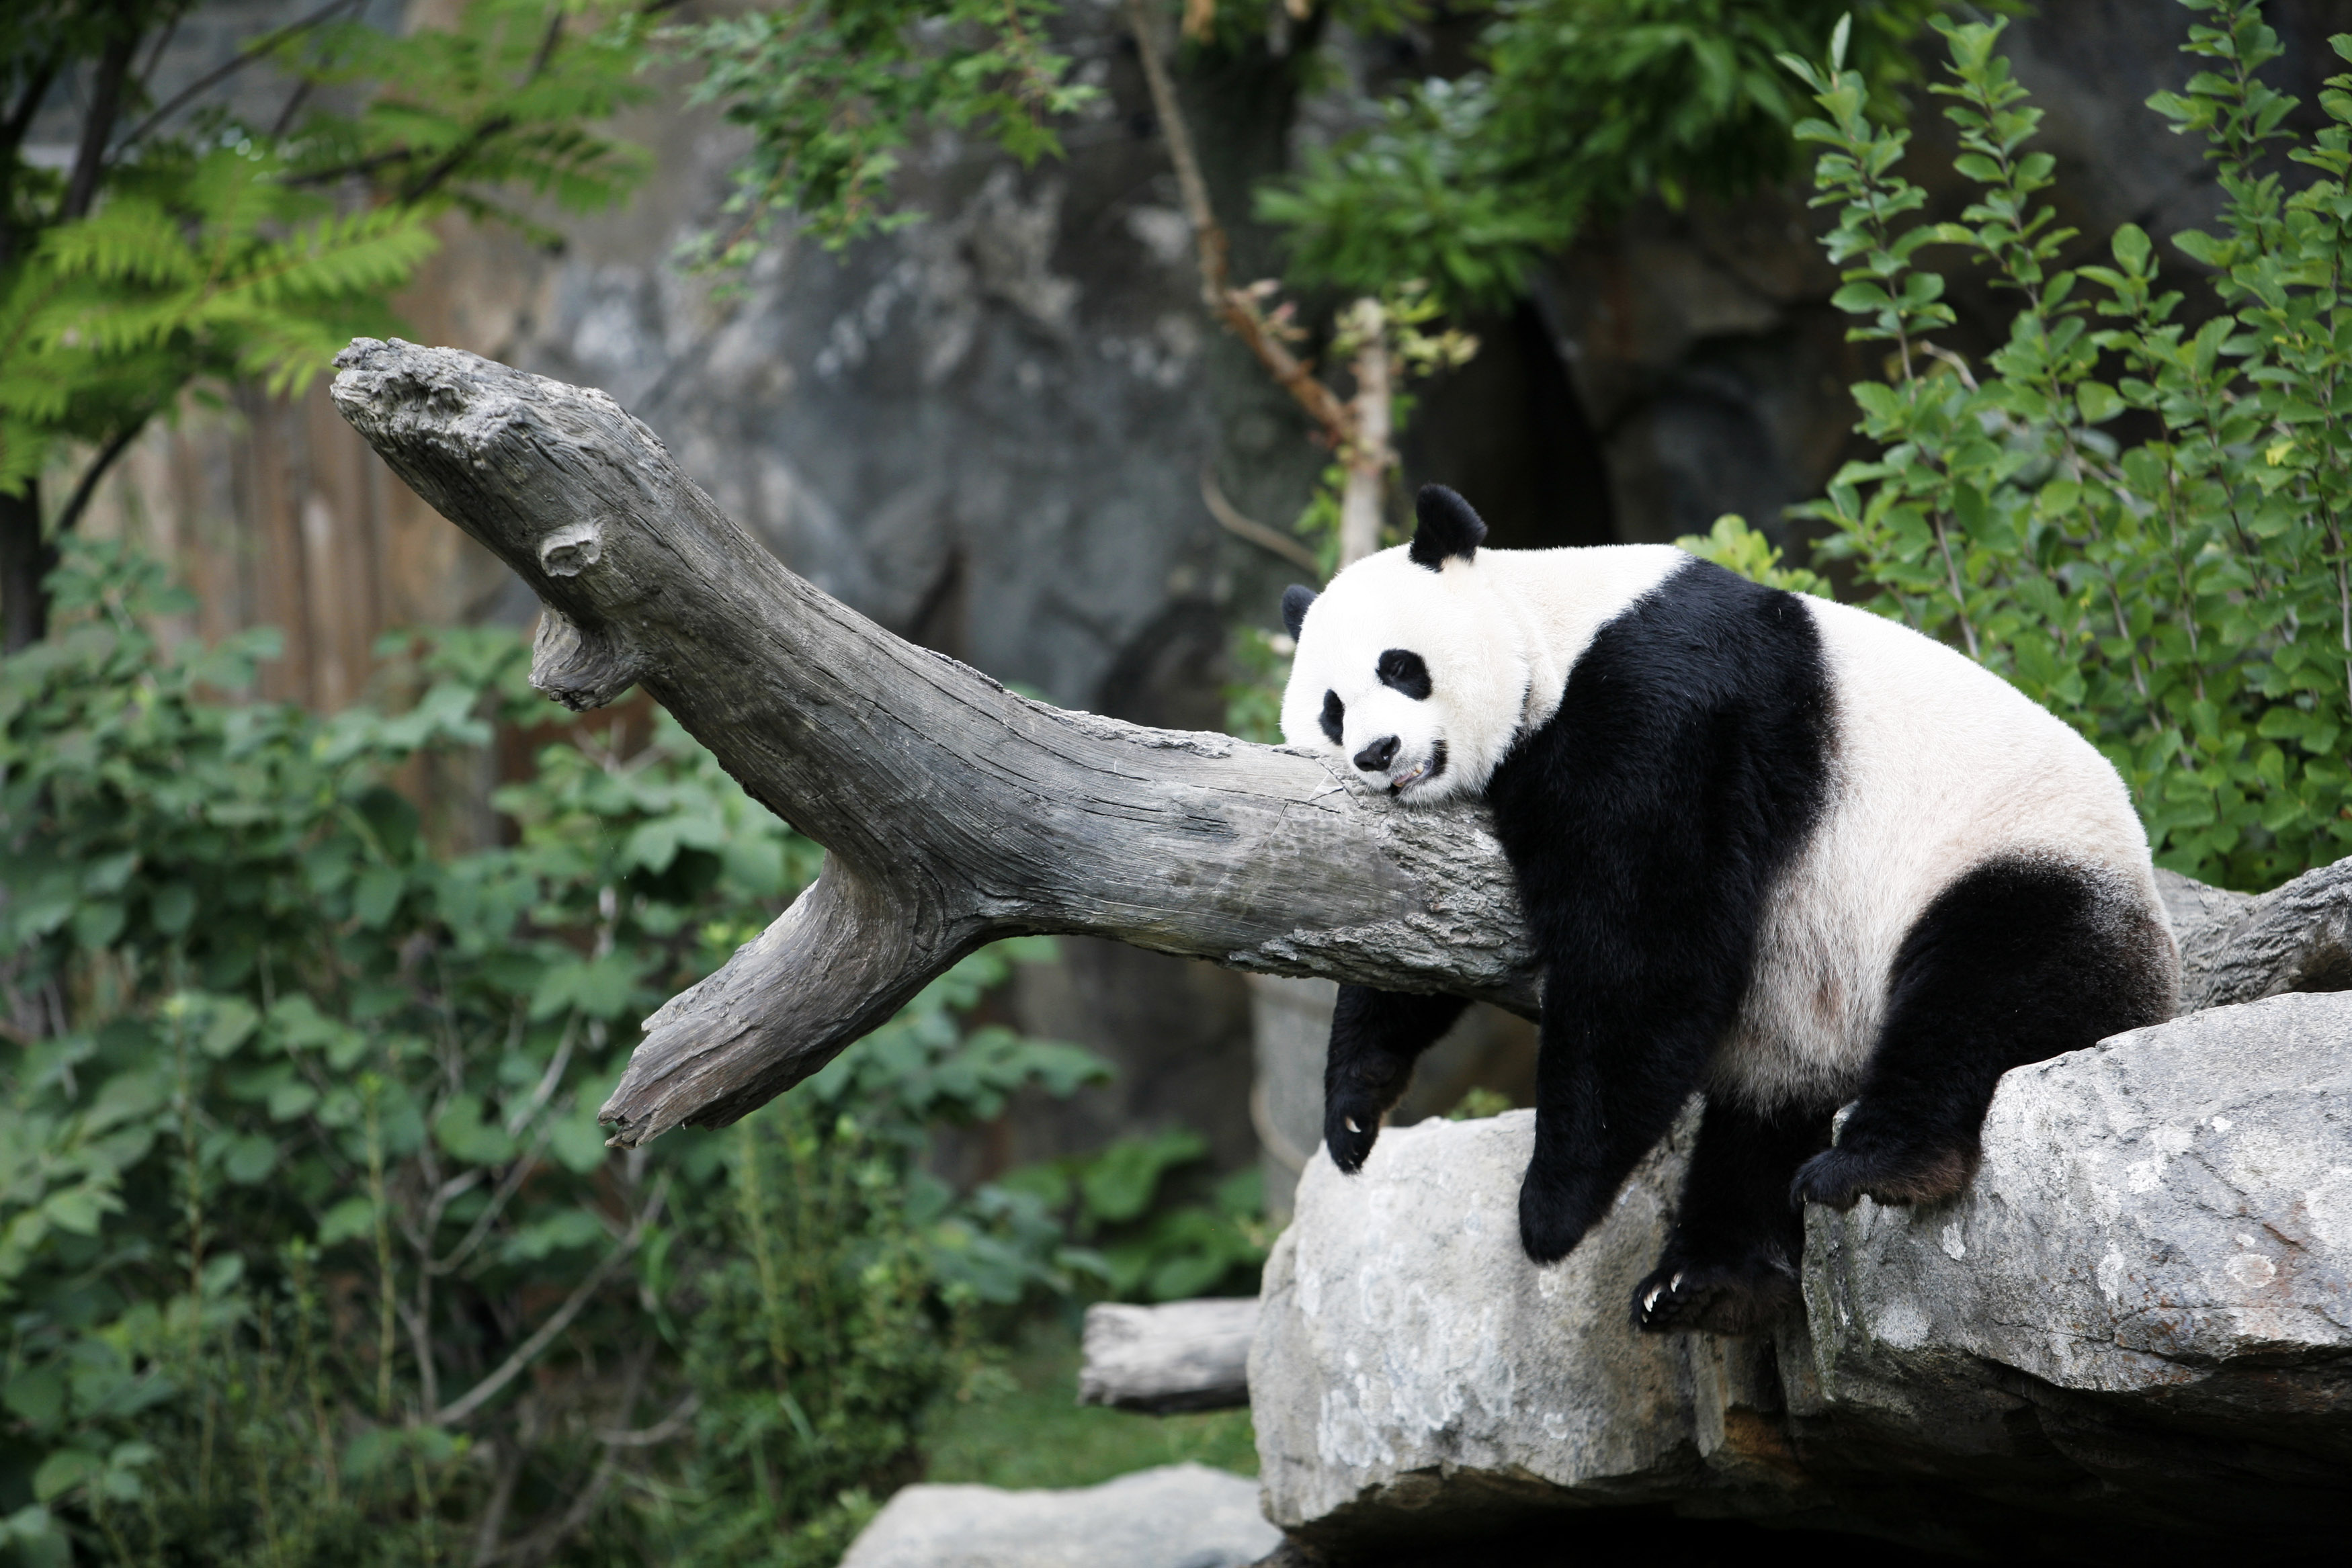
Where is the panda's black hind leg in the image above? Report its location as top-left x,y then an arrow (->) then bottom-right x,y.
1792,857 -> 2176,1213
1634,1095 -> 1830,1334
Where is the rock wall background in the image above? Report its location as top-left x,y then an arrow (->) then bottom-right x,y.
70,1 -> 2352,1178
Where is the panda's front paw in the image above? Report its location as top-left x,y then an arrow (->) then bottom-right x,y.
1517,1168 -> 1605,1264
1631,1260 -> 1795,1335
1322,1097 -> 1382,1174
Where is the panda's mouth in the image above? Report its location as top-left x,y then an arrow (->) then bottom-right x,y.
1388,740 -> 1449,797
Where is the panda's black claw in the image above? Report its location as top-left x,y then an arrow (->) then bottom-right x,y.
1322,1100 -> 1381,1173
1632,1260 -> 1796,1335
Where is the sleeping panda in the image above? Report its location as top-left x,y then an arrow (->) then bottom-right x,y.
1278,485 -> 2178,1335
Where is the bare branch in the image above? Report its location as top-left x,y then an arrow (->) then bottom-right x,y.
1201,464 -> 1318,572
328,341 -> 1540,1147
430,1181 -> 665,1426
113,0 -> 362,157
64,16 -> 140,221
1122,0 -> 1355,445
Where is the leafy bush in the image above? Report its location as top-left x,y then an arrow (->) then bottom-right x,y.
1,0 -> 648,580
0,541 -> 1106,1565
1780,1 -> 2352,888
1001,1130 -> 1268,1303
1257,0 -> 1988,307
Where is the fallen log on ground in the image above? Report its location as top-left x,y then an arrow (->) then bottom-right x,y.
1078,1299 -> 1258,1414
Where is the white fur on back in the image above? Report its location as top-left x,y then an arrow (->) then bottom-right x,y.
1715,593 -> 2166,1108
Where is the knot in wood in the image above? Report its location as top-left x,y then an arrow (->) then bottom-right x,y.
539,521 -> 605,578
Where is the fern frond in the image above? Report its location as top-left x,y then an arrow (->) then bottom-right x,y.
40,200 -> 204,288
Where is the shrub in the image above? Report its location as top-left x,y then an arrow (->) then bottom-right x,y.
1777,1 -> 2352,889
0,541 -> 1103,1566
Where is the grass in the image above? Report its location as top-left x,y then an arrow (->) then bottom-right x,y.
921,1313 -> 1259,1490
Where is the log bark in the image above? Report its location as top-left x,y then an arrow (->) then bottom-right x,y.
327,340 -> 1538,1146
1077,1299 -> 1257,1414
2173,856 -> 2352,1012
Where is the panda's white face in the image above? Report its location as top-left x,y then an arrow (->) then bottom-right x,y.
1278,543 -> 1532,806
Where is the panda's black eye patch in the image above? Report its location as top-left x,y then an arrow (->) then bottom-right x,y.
1320,690 -> 1345,746
1376,649 -> 1432,700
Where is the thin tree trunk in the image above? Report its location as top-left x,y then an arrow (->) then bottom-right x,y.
1,482 -> 48,652
1337,299 -> 1392,568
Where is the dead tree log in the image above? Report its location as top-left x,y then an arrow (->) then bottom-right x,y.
327,340 -> 1538,1145
1077,1299 -> 1257,1413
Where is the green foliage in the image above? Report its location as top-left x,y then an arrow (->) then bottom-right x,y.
1222,624 -> 1292,745
1259,0 -> 1987,307
665,0 -> 1099,263
999,1131 -> 1269,1303
1676,513 -> 1831,597
1784,1 -> 2352,888
1,0 -> 646,556
919,1319 -> 1255,1491
0,541 -> 1106,1564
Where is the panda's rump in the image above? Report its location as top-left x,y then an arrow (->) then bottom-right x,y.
1709,597 -> 2171,1110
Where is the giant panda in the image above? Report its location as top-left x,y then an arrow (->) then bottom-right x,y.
1278,485 -> 2178,1335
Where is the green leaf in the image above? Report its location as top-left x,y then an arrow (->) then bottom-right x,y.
2076,382 -> 2126,423
529,954 -> 645,1020
433,1094 -> 517,1166
71,900 -> 125,951
30,1450 -> 100,1504
3,1368 -> 65,1431
353,866 -> 405,929
223,1133 -> 277,1184
319,1196 -> 376,1246
148,883 -> 196,936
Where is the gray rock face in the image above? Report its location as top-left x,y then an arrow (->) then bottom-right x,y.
1251,1110 -> 1708,1546
839,1463 -> 1278,1568
1251,992 -> 2352,1555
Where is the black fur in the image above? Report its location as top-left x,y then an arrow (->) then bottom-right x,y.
1325,984 -> 1472,1172
1319,689 -> 1345,746
1377,649 -> 1432,699
1490,559 -> 1833,1268
1409,485 -> 1487,569
1634,1098 -> 1828,1334
1790,856 -> 2174,1211
1282,584 -> 1317,640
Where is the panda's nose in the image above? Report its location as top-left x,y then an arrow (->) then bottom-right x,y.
1353,736 -> 1400,773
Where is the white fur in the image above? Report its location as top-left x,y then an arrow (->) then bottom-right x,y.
1716,593 -> 2164,1106
1280,544 -> 2171,1105
1279,543 -> 1686,801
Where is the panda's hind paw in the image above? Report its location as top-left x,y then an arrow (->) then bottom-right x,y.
1631,1262 -> 1795,1335
1790,1142 -> 1977,1211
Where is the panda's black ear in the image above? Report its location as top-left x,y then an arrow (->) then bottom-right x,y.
1281,584 -> 1317,640
1410,485 -> 1487,570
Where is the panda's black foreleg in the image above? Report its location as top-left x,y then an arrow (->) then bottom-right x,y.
1517,990 -> 1721,1265
1791,858 -> 2175,1211
1322,985 -> 1471,1173
1633,1096 -> 1831,1334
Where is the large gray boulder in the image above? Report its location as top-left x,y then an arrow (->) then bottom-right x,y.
840,1463 -> 1279,1568
1251,990 -> 2352,1557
